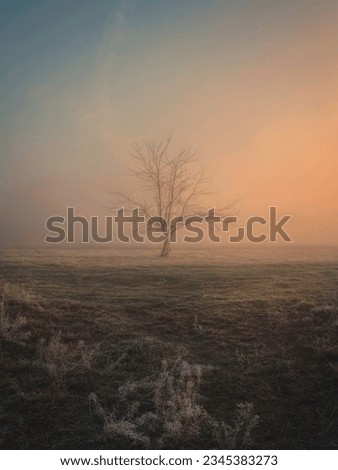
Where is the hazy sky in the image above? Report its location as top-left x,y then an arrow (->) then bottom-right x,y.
1,0 -> 337,246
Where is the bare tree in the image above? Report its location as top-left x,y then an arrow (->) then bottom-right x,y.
113,134 -> 230,257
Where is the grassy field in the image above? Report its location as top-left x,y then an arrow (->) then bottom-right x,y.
1,247 -> 338,449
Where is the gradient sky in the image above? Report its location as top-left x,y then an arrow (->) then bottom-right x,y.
1,0 -> 338,246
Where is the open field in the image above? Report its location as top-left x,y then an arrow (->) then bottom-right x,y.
1,247 -> 338,449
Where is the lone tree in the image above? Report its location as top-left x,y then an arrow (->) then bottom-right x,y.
114,134 -> 228,257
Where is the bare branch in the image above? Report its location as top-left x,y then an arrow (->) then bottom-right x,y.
108,134 -> 235,256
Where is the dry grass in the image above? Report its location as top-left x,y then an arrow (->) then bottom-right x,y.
37,334 -> 100,389
89,357 -> 259,449
0,281 -> 42,311
212,403 -> 260,449
0,302 -> 29,344
1,249 -> 338,449
0,283 -> 32,344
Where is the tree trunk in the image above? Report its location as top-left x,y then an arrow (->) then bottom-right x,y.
160,237 -> 171,257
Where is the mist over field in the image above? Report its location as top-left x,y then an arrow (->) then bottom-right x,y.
1,0 -> 338,452
1,0 -> 338,247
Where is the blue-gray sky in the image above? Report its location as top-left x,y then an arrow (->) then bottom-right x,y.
1,0 -> 338,246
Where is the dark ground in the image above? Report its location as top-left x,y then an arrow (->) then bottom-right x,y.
1,247 -> 338,449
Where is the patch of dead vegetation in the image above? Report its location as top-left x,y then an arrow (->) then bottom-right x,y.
89,357 -> 259,449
